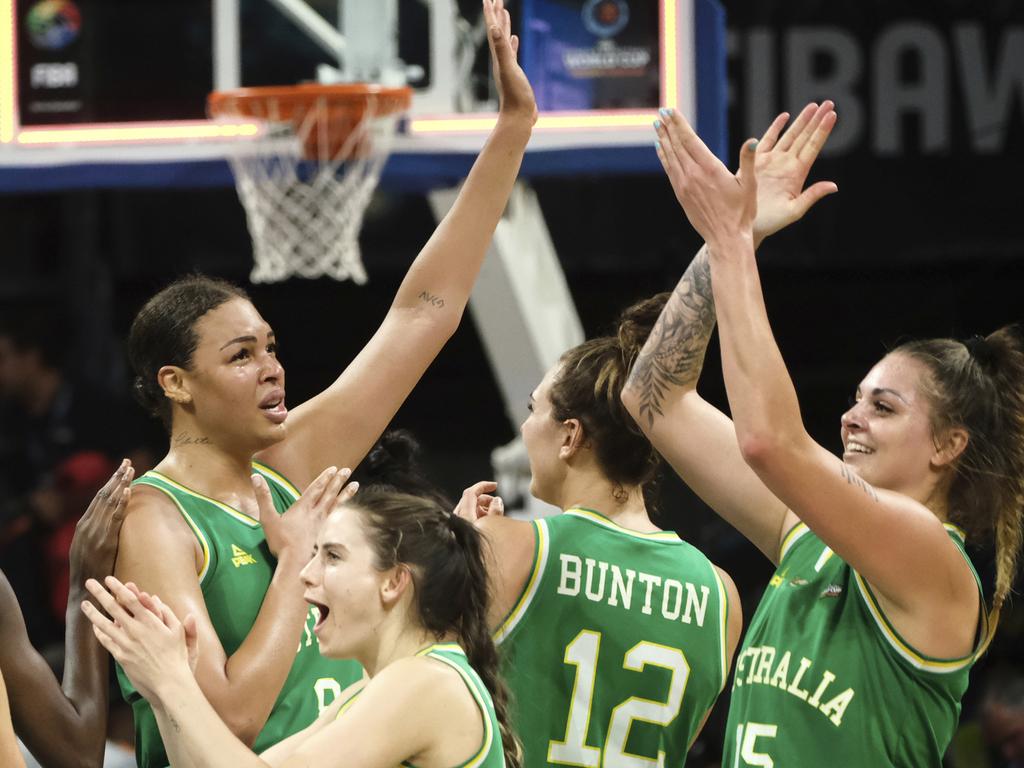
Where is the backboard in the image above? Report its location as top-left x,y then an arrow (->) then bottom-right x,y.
0,0 -> 726,192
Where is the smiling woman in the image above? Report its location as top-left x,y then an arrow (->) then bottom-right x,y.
108,1 -> 537,764
623,105 -> 1024,766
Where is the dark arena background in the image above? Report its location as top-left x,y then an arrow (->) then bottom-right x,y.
1,1 -> 1021,766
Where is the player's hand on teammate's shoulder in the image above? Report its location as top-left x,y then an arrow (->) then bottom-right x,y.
453,480 -> 505,522
483,0 -> 537,126
69,458 -> 134,584
256,466 -> 357,560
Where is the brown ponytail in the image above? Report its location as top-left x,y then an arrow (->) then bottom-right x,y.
895,325 -> 1024,646
352,489 -> 523,768
549,293 -> 670,493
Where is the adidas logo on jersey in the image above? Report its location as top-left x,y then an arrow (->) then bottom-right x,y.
231,544 -> 257,567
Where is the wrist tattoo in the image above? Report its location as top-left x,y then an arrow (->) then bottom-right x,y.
418,290 -> 446,309
627,246 -> 716,427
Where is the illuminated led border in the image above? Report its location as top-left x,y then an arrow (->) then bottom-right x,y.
0,0 -> 16,143
1,0 -> 685,147
410,0 -> 683,136
16,120 -> 259,145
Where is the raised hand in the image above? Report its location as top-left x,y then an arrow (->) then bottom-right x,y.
81,576 -> 195,704
70,459 -> 134,584
483,0 -> 537,124
748,102 -> 838,245
654,108 -> 758,248
259,467 -> 358,561
453,481 -> 505,522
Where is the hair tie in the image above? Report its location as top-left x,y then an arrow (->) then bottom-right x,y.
965,334 -> 996,371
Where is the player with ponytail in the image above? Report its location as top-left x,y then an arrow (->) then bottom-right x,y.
80,484 -> 519,768
625,102 -> 1023,765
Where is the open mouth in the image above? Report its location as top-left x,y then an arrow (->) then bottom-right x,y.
306,599 -> 330,632
259,393 -> 288,424
844,442 -> 874,456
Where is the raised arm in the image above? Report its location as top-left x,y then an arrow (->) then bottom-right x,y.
115,467 -> 353,745
622,104 -> 837,561
654,108 -> 977,633
260,0 -> 537,490
0,461 -> 132,768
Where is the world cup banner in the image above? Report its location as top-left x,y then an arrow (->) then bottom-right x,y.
521,0 -> 661,111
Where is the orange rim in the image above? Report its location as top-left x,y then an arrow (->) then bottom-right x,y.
207,83 -> 413,122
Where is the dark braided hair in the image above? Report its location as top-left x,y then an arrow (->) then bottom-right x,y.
351,488 -> 522,768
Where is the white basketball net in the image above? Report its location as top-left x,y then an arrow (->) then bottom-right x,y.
222,97 -> 402,284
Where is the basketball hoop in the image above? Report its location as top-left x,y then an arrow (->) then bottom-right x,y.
208,84 -> 413,284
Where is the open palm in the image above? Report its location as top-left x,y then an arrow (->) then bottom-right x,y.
746,101 -> 839,245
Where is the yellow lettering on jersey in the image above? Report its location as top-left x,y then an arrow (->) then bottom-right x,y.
231,544 -> 257,567
769,568 -> 789,588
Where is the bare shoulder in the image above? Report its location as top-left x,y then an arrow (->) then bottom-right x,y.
712,564 -> 743,659
117,483 -> 202,578
476,514 -> 535,553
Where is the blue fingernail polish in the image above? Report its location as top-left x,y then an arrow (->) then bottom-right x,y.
654,139 -> 661,150
748,139 -> 759,152
659,107 -> 672,117
653,119 -> 661,130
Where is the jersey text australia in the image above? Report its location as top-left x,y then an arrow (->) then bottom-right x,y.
723,522 -> 984,768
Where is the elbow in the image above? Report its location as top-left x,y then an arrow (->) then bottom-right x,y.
736,430 -> 780,473
220,711 -> 263,747
736,427 -> 807,477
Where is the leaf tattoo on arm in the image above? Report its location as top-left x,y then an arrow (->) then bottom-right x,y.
627,246 -> 717,428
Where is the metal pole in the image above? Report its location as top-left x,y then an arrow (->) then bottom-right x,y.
212,0 -> 241,90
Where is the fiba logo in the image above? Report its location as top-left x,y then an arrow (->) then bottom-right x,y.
26,0 -> 81,51
582,0 -> 630,39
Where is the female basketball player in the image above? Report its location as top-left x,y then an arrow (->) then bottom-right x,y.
1,460 -> 132,768
113,1 -> 536,765
82,487 -> 517,768
452,103 -> 838,766
454,297 -> 741,767
624,105 -> 1024,765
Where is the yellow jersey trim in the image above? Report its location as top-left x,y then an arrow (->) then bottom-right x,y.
565,508 -> 681,542
416,645 -> 494,768
712,566 -> 729,692
778,521 -> 810,562
854,572 -> 976,674
495,519 -> 548,644
252,461 -> 301,501
146,471 -> 261,528
135,474 -> 212,585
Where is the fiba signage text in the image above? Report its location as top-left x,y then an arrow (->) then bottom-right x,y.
729,23 -> 1024,157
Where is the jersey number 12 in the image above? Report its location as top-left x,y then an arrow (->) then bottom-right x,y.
548,629 -> 690,768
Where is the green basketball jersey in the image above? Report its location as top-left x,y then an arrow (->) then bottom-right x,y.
498,508 -> 731,768
333,643 -> 506,768
723,522 -> 984,768
119,462 -> 363,768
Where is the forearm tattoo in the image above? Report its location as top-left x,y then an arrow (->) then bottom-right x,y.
627,246 -> 716,428
840,463 -> 879,502
418,290 -> 446,309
